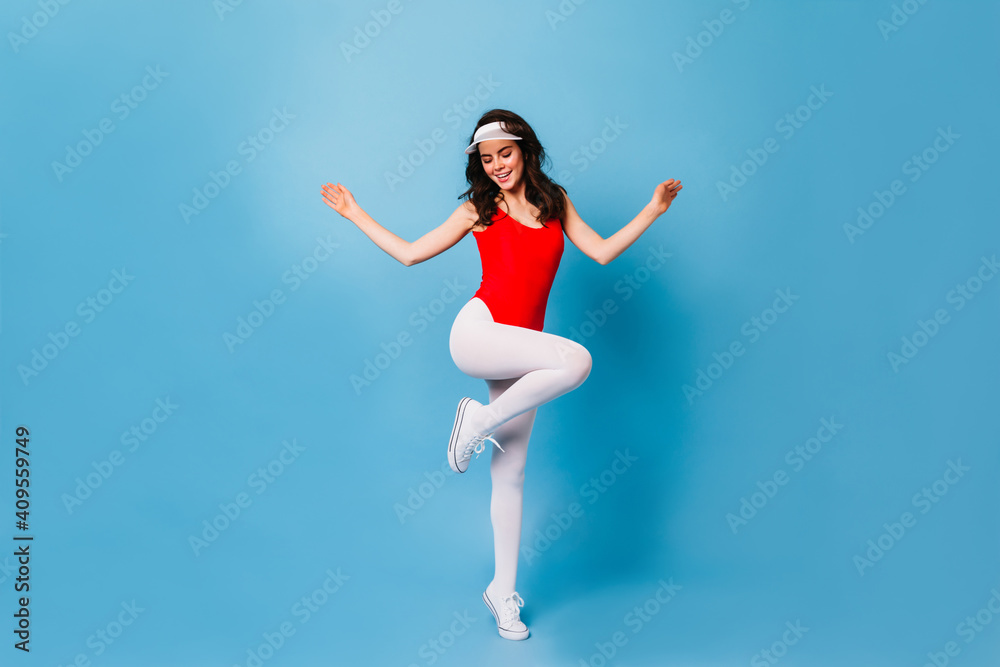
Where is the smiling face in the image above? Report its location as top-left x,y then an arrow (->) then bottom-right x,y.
477,139 -> 524,192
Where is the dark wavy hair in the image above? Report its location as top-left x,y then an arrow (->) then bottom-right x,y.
458,109 -> 566,229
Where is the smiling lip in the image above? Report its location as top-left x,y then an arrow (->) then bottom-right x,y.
496,171 -> 511,182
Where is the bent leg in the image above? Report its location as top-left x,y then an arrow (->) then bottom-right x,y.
450,298 -> 592,434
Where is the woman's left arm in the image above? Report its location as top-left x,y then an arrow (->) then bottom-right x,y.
562,179 -> 682,265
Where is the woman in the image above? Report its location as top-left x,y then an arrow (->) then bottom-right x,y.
321,109 -> 681,641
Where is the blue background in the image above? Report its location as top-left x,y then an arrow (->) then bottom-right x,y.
2,1 -> 998,665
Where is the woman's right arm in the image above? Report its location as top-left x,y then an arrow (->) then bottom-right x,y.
321,182 -> 476,266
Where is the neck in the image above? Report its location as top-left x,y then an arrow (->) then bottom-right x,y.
499,182 -> 528,206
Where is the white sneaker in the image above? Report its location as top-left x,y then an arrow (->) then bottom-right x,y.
448,397 -> 503,474
483,584 -> 529,640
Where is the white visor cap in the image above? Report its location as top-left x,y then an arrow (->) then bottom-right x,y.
464,121 -> 522,154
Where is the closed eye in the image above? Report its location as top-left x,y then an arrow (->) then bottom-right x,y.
482,151 -> 512,163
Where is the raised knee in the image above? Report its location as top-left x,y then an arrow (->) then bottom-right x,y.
569,345 -> 593,386
555,339 -> 592,383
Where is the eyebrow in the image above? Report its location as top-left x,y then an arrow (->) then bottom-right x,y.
480,144 -> 515,158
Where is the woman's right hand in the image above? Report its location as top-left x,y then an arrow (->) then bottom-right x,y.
321,182 -> 359,219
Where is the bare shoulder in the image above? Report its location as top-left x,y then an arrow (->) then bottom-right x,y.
459,199 -> 489,232
560,188 -> 582,221
459,199 -> 477,217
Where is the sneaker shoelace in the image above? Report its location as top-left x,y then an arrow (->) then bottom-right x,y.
460,432 -> 504,463
499,591 -> 525,629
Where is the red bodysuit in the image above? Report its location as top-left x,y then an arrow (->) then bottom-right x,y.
471,206 -> 564,332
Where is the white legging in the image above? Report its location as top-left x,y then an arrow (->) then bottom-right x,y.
448,296 -> 593,594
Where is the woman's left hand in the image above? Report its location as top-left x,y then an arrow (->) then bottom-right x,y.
648,179 -> 682,216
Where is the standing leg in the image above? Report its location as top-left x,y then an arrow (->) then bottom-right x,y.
485,376 -> 535,596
